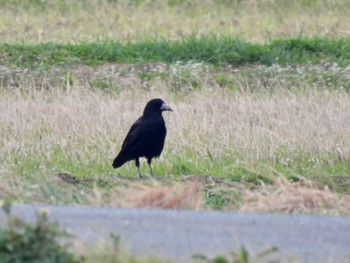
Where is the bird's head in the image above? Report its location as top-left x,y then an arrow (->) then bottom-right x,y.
144,98 -> 173,115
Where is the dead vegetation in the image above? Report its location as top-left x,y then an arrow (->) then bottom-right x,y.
1,78 -> 349,165
91,176 -> 350,214
239,176 -> 350,214
119,181 -> 204,210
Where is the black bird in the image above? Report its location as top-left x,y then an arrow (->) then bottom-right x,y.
112,98 -> 173,178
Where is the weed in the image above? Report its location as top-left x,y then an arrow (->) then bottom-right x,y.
193,245 -> 279,263
0,202 -> 81,263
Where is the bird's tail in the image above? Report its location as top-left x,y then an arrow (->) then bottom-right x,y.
112,154 -> 126,168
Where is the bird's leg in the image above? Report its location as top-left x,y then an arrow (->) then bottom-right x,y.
135,158 -> 143,178
147,158 -> 154,177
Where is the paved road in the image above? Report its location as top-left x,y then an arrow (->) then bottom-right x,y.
1,204 -> 350,262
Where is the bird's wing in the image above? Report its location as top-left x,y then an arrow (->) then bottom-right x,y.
121,117 -> 144,150
112,117 -> 144,168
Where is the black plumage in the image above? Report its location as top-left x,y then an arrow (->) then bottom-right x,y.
112,98 -> 173,178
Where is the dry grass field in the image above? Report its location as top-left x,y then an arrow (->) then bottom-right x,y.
0,63 -> 349,213
1,0 -> 350,43
0,0 -> 349,214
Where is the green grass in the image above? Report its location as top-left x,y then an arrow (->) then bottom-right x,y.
2,37 -> 350,68
4,146 -> 349,209
8,144 -> 349,186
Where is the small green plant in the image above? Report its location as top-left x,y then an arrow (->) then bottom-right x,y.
193,246 -> 278,263
214,73 -> 234,88
0,201 -> 81,263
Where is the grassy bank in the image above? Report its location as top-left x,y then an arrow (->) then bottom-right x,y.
1,37 -> 350,67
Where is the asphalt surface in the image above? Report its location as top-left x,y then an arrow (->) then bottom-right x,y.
1,204 -> 350,262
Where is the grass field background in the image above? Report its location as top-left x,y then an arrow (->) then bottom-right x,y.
0,0 -> 349,211
1,0 -> 350,261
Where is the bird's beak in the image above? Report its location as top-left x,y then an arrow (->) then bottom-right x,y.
160,103 -> 174,112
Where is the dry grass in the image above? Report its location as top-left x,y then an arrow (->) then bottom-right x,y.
240,176 -> 350,214
118,181 -> 203,210
0,77 -> 349,167
84,176 -> 350,214
1,0 -> 350,43
172,90 -> 350,159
